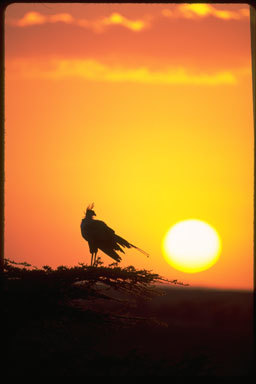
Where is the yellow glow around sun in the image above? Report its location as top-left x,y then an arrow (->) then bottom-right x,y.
163,219 -> 221,273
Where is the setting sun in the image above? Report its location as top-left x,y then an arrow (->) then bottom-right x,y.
163,220 -> 221,273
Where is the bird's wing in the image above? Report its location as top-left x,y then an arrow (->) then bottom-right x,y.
87,220 -> 115,242
87,220 -> 123,261
86,220 -> 149,260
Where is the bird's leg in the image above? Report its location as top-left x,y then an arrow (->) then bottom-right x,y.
93,251 -> 98,266
91,253 -> 94,266
92,252 -> 96,266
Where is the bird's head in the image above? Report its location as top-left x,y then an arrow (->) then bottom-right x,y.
85,203 -> 96,219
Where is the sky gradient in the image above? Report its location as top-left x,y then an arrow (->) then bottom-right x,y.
4,3 -> 254,290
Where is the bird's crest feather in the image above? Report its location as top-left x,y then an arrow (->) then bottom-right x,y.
87,203 -> 94,211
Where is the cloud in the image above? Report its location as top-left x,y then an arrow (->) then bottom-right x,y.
8,11 -> 149,32
162,4 -> 249,20
7,58 -> 239,86
95,12 -> 149,32
7,5 -> 249,32
76,12 -> 150,32
13,11 -> 74,27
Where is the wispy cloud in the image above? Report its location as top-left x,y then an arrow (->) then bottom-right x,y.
7,4 -> 249,32
162,4 -> 249,20
7,11 -> 150,32
7,58 -> 240,86
92,12 -> 149,32
11,11 -> 74,27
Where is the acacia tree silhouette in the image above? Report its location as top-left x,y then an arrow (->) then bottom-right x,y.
4,258 -> 188,307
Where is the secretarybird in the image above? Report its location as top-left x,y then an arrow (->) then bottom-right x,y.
81,203 -> 149,266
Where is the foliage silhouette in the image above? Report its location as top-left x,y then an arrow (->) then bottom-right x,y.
4,257 -> 188,304
3,257 -> 188,333
3,259 -> 252,376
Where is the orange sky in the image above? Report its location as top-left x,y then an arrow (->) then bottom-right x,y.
4,3 -> 254,290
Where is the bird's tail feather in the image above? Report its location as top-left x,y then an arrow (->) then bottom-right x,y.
100,248 -> 122,262
115,235 -> 131,248
131,245 -> 150,258
115,235 -> 149,258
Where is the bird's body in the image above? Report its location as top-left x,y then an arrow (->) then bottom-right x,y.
81,204 -> 149,265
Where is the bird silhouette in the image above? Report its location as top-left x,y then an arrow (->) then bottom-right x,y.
81,203 -> 149,266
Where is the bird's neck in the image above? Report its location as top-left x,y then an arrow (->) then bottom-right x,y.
83,216 -> 94,223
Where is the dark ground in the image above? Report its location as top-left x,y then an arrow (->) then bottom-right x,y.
3,277 -> 254,376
